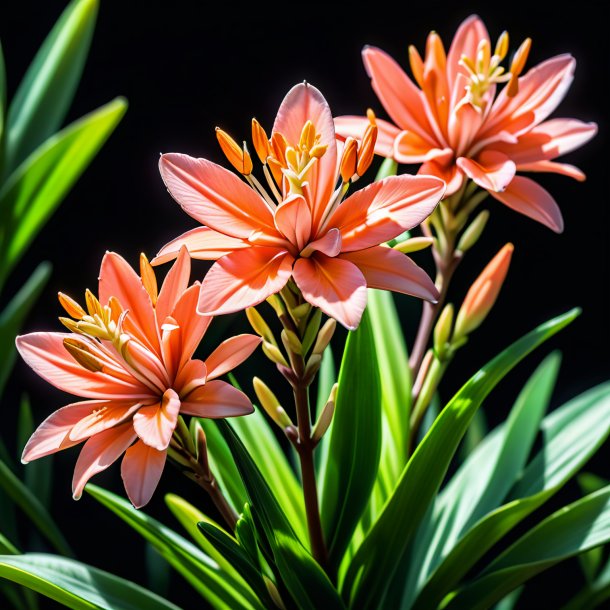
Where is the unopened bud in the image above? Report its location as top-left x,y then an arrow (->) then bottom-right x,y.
253,377 -> 291,428
409,45 -> 425,88
433,304 -> 454,358
357,123 -> 378,177
281,329 -> 302,355
291,302 -> 312,319
507,38 -> 532,97
312,318 -> 336,356
304,354 -> 322,380
63,338 -> 103,372
454,243 -> 514,339
394,236 -> 434,254
216,128 -> 253,175
340,137 -> 358,183
301,308 -> 323,356
299,121 -> 316,150
312,383 -> 337,442
139,253 -> 158,306
58,292 -> 86,319
494,31 -> 509,60
59,317 -> 81,333
265,294 -> 285,317
85,289 -> 102,317
251,118 -> 270,164
309,143 -> 328,159
195,425 -> 210,478
246,307 -> 276,344
262,341 -> 288,367
264,576 -> 284,610
457,210 -> 490,253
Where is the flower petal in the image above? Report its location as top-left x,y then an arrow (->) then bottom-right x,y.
334,115 -> 401,158
180,380 -> 254,418
329,174 -> 444,252
273,83 -> 338,225
274,194 -> 312,252
305,228 -> 342,257
22,401 -> 100,463
341,246 -> 439,302
159,153 -> 276,238
69,401 -> 142,442
98,252 -> 159,353
153,227 -> 249,266
362,46 -> 435,143
121,440 -> 166,508
457,150 -> 516,192
394,130 -> 453,164
175,359 -> 207,398
72,422 -> 136,500
418,159 -> 464,195
517,160 -> 586,181
198,247 -> 294,315
491,175 -> 564,233
204,334 -> 261,381
447,15 -> 490,89
293,254 -> 367,330
156,246 -> 190,323
132,389 -> 181,451
16,333 -> 148,399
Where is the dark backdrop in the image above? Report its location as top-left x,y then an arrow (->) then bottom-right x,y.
0,1 -> 608,608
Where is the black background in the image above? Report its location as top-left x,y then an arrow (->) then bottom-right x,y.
0,1 -> 608,608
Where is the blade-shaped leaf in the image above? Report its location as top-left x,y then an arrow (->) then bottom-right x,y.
0,262 -> 51,397
0,42 -> 6,146
444,486 -> 610,610
0,459 -> 72,557
217,420 -> 345,610
0,553 -> 182,610
562,558 -> 610,610
342,309 -> 579,609
0,98 -> 127,286
4,0 -> 98,172
321,310 -> 382,570
86,485 -> 262,610
411,381 -> 610,610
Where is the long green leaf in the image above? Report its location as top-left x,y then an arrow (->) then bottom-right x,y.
411,381 -> 610,610
0,97 -> 127,285
562,558 -> 610,610
0,42 -> 6,146
0,553 -> 181,610
342,309 -> 579,608
0,459 -> 72,556
321,310 -> 382,569
86,485 -> 260,610
218,420 -> 345,610
444,486 -> 610,610
4,0 -> 98,172
0,263 -> 51,397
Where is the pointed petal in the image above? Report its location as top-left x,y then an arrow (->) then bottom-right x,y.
394,130 -> 452,164
204,334 -> 261,381
274,194 -> 312,252
329,174 -> 444,252
517,160 -> 586,181
418,159 -> 464,195
98,252 -> 159,352
22,401 -> 100,463
362,46 -> 436,142
457,151 -> 516,192
334,115 -> 400,158
305,228 -> 342,257
447,15 -> 490,89
495,118 -> 598,165
72,423 -> 136,500
159,153 -> 276,238
175,359 -> 207,398
156,246 -> 190,323
491,175 -> 564,232
198,247 -> 294,315
16,333 -> 147,399
153,227 -> 249,265
132,389 -> 181,451
341,246 -> 439,301
293,255 -> 367,330
448,85 -> 485,153
69,401 -> 142,442
273,83 -> 338,223
180,380 -> 254,418
121,440 -> 166,508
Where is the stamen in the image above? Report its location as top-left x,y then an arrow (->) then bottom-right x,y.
58,292 -> 86,319
357,123 -> 378,177
507,37 -> 532,97
251,118 -> 271,163
216,128 -> 253,175
63,338 -> 104,372
340,138 -> 358,183
494,31 -> 509,60
85,289 -> 102,317
409,45 -> 425,88
139,253 -> 158,306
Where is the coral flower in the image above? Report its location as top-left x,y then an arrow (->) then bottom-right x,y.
335,15 -> 597,232
16,248 -> 259,508
155,83 -> 446,330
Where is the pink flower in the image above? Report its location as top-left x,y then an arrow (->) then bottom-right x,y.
155,83 -> 445,330
335,15 -> 597,232
17,248 -> 259,508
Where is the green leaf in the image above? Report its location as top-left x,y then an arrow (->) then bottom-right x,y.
342,309 -> 579,609
0,553 -> 182,610
145,543 -> 170,600
0,459 -> 72,556
4,0 -> 98,172
321,310 -> 382,569
494,587 -> 523,610
0,42 -> 6,145
459,408 -> 488,459
411,381 -> 610,610
217,420 -> 345,610
0,532 -> 19,555
315,347 -> 336,495
375,157 -> 398,181
444,485 -> 610,610
562,558 -> 610,610
86,485 -> 261,610
0,98 -> 127,286
0,262 -> 51,397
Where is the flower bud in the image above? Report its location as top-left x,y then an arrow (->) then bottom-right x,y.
457,210 -> 490,253
58,292 -> 86,319
216,128 -> 253,175
312,383 -> 337,442
262,341 -> 288,367
139,253 -> 158,306
312,318 -> 336,356
433,304 -> 454,358
246,307 -> 276,344
281,329 -> 302,355
357,122 -> 378,177
393,236 -> 434,254
253,377 -> 293,429
340,137 -> 358,183
251,118 -> 270,163
301,308 -> 322,356
454,243 -> 514,339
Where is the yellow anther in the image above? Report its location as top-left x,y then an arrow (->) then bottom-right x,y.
63,338 -> 104,372
251,118 -> 271,164
340,137 -> 358,183
85,289 -> 102,317
366,108 -> 377,125
495,31 -> 509,60
507,37 -> 532,97
299,120 -> 316,150
59,317 -> 81,333
216,127 -> 253,175
409,45 -> 425,88
108,296 -> 123,323
285,146 -> 299,169
309,143 -> 328,159
139,253 -> 158,306
58,292 -> 86,319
